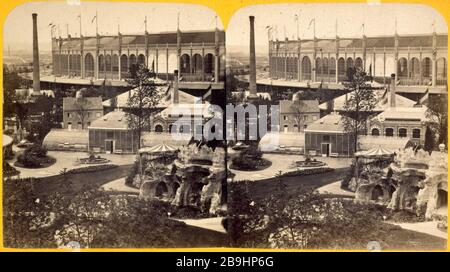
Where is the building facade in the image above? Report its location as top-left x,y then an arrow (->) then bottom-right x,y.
51,29 -> 226,83
269,33 -> 447,88
304,114 -> 355,157
62,97 -> 103,130
368,106 -> 428,145
279,99 -> 320,132
88,111 -> 138,154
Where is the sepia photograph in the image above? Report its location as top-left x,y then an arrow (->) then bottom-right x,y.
226,3 -> 448,250
1,0 -> 448,252
2,1 -> 228,248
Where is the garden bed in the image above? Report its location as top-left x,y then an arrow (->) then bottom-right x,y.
66,164 -> 118,174
293,160 -> 327,168
14,156 -> 56,169
229,158 -> 272,171
278,167 -> 333,177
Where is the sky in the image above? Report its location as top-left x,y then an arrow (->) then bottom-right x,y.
226,3 -> 448,53
3,1 -> 223,52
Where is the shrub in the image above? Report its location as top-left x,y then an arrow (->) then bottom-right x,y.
26,144 -> 48,158
125,160 -> 140,186
231,145 -> 266,170
66,164 -> 117,174
17,153 -> 42,168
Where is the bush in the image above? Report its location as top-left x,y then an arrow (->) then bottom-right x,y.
125,160 -> 140,186
231,145 -> 267,170
26,144 -> 48,158
66,164 -> 117,174
16,153 -> 42,168
3,162 -> 20,177
277,167 -> 333,178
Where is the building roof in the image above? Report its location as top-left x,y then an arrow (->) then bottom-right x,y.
58,30 -> 226,50
63,97 -> 103,111
280,33 -> 447,50
372,106 -> 429,122
141,132 -> 190,147
319,89 -> 417,111
259,132 -> 305,151
43,129 -> 89,147
358,135 -> 412,151
304,113 -> 347,133
280,100 -> 319,114
88,111 -> 130,130
102,85 -> 202,109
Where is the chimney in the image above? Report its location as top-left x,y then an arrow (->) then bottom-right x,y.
32,13 -> 41,96
172,70 -> 179,104
248,16 -> 257,97
390,73 -> 396,108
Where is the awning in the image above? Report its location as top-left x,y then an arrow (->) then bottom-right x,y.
139,143 -> 178,154
355,146 -> 395,158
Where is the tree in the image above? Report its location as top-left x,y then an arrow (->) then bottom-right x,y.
342,68 -> 377,152
73,98 -> 94,130
290,100 -> 312,132
424,126 -> 435,154
426,94 -> 448,147
126,64 -> 162,149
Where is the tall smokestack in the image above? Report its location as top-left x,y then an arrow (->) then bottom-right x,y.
390,73 -> 396,108
172,70 -> 179,104
32,13 -> 41,96
248,16 -> 257,98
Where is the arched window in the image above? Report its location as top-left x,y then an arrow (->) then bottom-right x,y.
112,54 -> 119,72
385,128 -> 394,137
338,58 -> 345,75
329,58 -> 336,75
355,57 -> 363,69
397,58 -> 408,77
302,56 -> 311,80
180,54 -> 190,74
437,58 -> 447,79
193,54 -> 202,74
323,58 -> 329,75
204,53 -> 214,74
98,54 -> 105,72
422,57 -> 431,78
398,128 -> 407,137
410,58 -> 420,78
137,54 -> 146,66
105,54 -> 112,72
129,54 -> 137,65
346,57 -> 354,69
154,124 -> 163,133
371,128 -> 380,136
412,129 -> 421,139
84,53 -> 94,77
315,58 -> 322,75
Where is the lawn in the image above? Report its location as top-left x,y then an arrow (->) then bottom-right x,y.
31,164 -> 133,196
244,167 -> 349,201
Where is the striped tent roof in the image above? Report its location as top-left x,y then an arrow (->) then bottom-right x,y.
138,143 -> 178,154
355,146 -> 395,158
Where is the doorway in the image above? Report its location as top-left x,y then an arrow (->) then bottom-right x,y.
321,143 -> 330,157
105,140 -> 114,154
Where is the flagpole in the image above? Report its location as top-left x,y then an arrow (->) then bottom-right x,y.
79,14 -> 82,37
313,18 -> 316,39
296,14 -> 299,40
66,23 -> 69,37
335,19 -> 338,37
145,16 -> 147,32
96,11 -> 98,35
